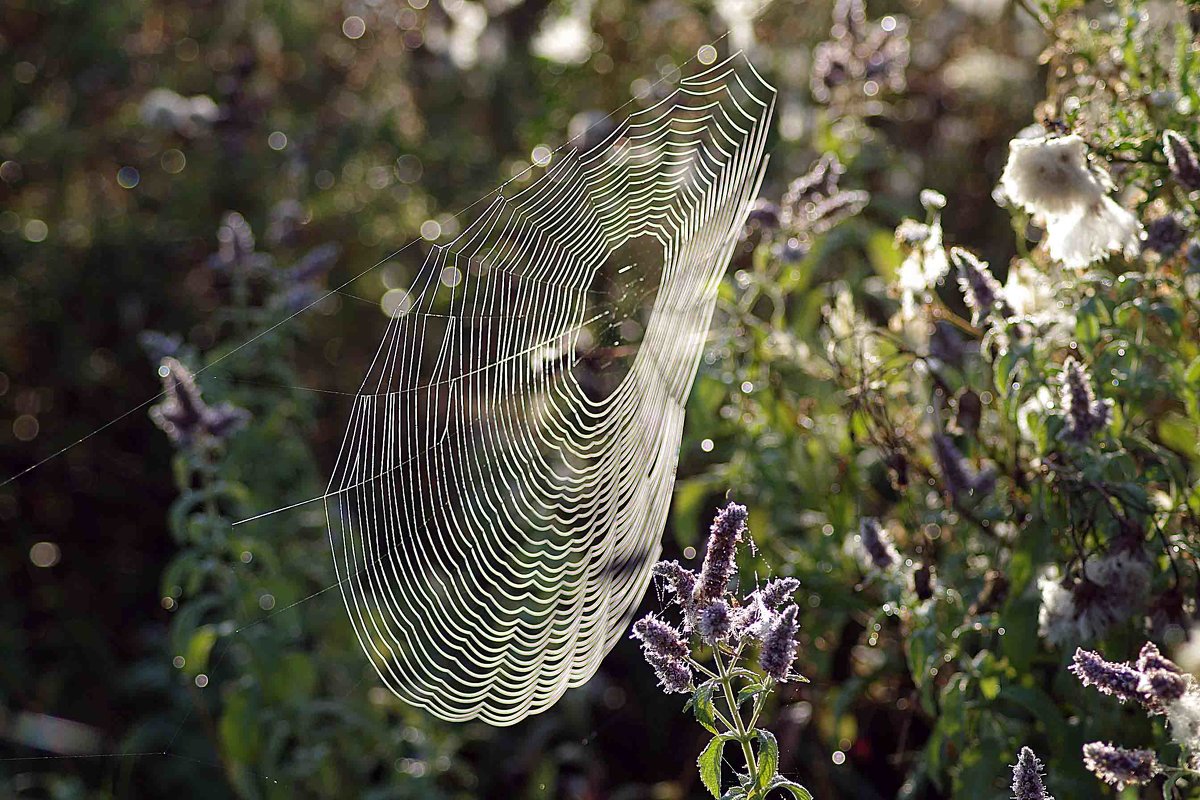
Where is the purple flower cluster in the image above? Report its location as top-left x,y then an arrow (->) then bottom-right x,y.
933,433 -> 996,499
631,615 -> 692,694
204,209 -> 340,313
636,503 -> 806,691
857,517 -> 899,571
730,591 -> 772,642
1070,647 -> 1145,704
1073,642 -> 1190,715
811,0 -> 909,108
1058,357 -> 1111,442
1142,213 -> 1188,256
951,248 -> 1010,327
759,605 -> 800,681
1011,746 -> 1054,800
697,600 -> 732,643
780,154 -> 869,238
1082,742 -> 1157,788
149,357 -> 250,449
760,577 -> 802,609
740,153 -> 870,266
697,502 -> 748,602
1164,130 -> 1200,191
652,560 -> 698,611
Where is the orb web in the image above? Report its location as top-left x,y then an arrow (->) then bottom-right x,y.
325,54 -> 775,725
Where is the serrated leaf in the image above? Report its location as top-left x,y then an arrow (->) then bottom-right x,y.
698,735 -> 728,798
737,683 -> 766,707
755,729 -> 779,789
767,776 -> 814,799
694,681 -> 719,733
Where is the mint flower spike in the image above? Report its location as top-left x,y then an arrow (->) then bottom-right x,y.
1069,647 -> 1145,705
631,614 -> 693,694
645,652 -> 693,694
857,517 -> 899,571
1058,356 -> 1111,442
1082,742 -> 1158,789
696,600 -> 732,644
1164,129 -> 1200,190
150,357 -> 250,448
1012,746 -> 1055,800
652,560 -> 698,606
759,605 -> 800,682
951,247 -> 1010,326
730,591 -> 772,642
631,614 -> 689,661
933,432 -> 996,499
696,502 -> 749,602
759,577 -> 801,609
1137,641 -> 1183,674
1140,668 -> 1187,706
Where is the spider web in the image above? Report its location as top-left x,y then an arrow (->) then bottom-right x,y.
326,55 -> 775,725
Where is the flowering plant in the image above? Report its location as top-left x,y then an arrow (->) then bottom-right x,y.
633,502 -> 813,799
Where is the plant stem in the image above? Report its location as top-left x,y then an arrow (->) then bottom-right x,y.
714,647 -> 759,793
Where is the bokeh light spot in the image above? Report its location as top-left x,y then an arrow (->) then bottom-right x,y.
342,15 -> 367,39
29,541 -> 60,568
117,166 -> 140,189
23,220 -> 48,243
13,414 -> 39,441
420,219 -> 442,241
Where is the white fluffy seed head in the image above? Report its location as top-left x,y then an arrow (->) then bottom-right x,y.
1043,196 -> 1142,270
999,134 -> 1142,269
1000,135 -> 1106,217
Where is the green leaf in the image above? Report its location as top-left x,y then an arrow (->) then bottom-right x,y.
698,735 -> 728,798
737,683 -> 766,707
754,729 -> 779,789
694,681 -> 720,734
767,776 -> 814,799
183,624 -> 218,677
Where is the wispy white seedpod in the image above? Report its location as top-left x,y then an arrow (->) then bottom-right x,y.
999,134 -> 1141,269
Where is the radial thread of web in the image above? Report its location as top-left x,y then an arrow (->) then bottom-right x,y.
324,54 -> 775,726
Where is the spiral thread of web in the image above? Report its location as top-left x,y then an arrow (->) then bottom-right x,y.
325,54 -> 775,725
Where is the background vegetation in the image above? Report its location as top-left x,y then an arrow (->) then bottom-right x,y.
3,0 -> 1198,797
